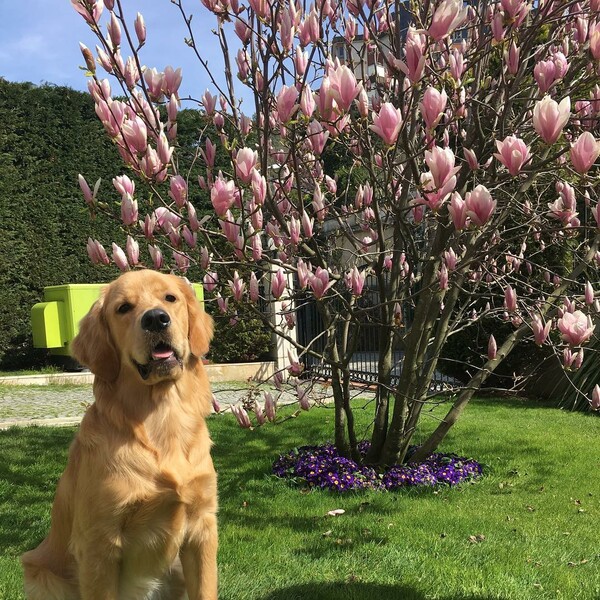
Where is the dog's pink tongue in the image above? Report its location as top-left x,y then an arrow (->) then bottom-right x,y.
152,348 -> 174,360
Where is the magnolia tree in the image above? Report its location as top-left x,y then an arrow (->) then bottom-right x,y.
73,0 -> 600,466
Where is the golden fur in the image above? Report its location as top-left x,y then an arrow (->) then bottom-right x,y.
21,270 -> 217,600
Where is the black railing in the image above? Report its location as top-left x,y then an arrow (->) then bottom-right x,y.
296,294 -> 461,393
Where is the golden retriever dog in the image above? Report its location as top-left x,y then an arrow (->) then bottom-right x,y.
21,270 -> 217,600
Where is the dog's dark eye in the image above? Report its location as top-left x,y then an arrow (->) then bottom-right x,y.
117,302 -> 133,314
165,294 -> 177,303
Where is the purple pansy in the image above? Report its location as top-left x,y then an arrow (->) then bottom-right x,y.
272,441 -> 482,492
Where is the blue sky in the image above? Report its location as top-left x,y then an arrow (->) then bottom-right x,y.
0,1 -> 242,106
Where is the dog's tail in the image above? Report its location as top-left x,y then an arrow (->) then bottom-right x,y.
21,550 -> 78,600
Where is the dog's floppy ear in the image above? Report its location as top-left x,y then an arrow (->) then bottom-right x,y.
183,282 -> 214,358
71,295 -> 120,382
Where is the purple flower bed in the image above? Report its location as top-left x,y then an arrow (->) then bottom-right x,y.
272,441 -> 483,492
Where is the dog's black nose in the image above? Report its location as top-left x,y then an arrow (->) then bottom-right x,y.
141,309 -> 171,332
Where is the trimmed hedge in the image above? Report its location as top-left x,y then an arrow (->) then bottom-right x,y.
0,80 -> 123,368
0,80 -> 271,369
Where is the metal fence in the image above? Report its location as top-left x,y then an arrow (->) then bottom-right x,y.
296,294 -> 461,393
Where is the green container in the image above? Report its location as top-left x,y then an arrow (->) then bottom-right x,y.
31,282 -> 204,358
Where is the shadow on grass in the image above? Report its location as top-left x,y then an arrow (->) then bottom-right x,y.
261,582 -> 509,600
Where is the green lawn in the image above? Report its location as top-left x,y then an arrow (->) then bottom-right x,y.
2,396 -> 600,599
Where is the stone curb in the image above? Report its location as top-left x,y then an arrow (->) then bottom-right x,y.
0,361 -> 275,387
0,417 -> 82,430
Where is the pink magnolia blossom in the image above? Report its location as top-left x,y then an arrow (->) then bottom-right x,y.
501,0 -> 529,20
356,87 -> 369,117
251,171 -> 267,206
424,146 -> 460,188
590,385 -> 600,411
144,68 -> 164,101
585,281 -> 595,305
301,211 -> 314,238
228,271 -> 246,302
297,259 -> 311,289
531,315 -> 552,346
111,243 -> 129,272
294,47 -> 308,76
121,116 -> 147,154
71,0 -> 103,25
427,0 -> 468,41
201,90 -> 217,115
312,184 -> 327,221
570,131 -> 600,174
276,85 -> 299,123
271,268 -> 287,299
87,238 -> 109,265
154,207 -> 181,230
297,9 -> 319,47
393,302 -> 403,326
444,248 -> 458,271
182,225 -> 196,248
113,174 -> 135,197
487,335 -> 497,360
287,348 -> 304,377
590,21 -> 600,59
125,235 -> 139,265
216,294 -> 228,314
120,194 -> 138,226
134,12 -> 146,45
162,66 -> 182,98
397,26 -> 426,84
491,10 -> 505,42
552,51 -> 569,80
558,310 -> 595,346
249,272 -> 260,302
449,192 -> 469,230
148,244 -> 163,269
232,403 -> 252,429
547,181 -> 579,226
168,175 -> 188,208
264,391 -> 277,422
465,185 -> 496,226
370,102 -> 403,146
463,147 -> 478,170
203,272 -> 219,293
504,285 -> 517,312
533,59 -> 556,94
296,383 -> 311,411
307,120 -> 329,155
504,41 -> 520,75
173,251 -> 190,273
300,85 -> 315,117
439,264 -> 449,290
345,266 -> 365,296
329,63 -> 361,112
251,232 -> 263,261
533,95 -> 570,145
78,174 -> 97,205
211,174 -> 236,216
494,135 -> 531,176
420,87 -> 447,130
201,138 -> 216,168
309,267 -> 333,299
234,147 -> 258,183
288,216 -> 301,246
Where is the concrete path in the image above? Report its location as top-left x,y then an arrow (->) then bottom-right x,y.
0,376 -> 336,429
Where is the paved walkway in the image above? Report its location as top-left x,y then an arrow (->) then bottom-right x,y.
0,378 -> 336,429
0,381 -> 263,429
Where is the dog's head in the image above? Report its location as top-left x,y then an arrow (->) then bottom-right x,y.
71,270 -> 213,384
